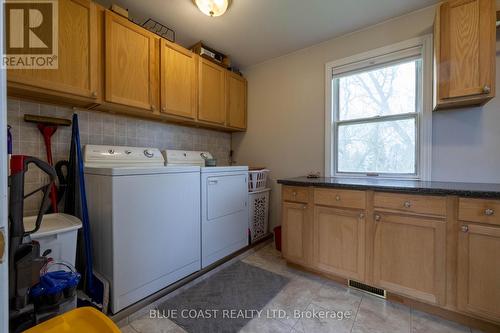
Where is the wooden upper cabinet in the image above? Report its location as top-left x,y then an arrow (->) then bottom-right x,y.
198,58 -> 226,125
457,223 -> 500,321
7,0 -> 99,106
160,40 -> 197,119
226,72 -> 247,130
6,3 -> 247,131
434,0 -> 496,110
104,11 -> 158,112
373,212 -> 446,305
313,206 -> 365,281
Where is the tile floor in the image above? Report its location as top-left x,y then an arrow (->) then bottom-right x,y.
119,243 -> 485,333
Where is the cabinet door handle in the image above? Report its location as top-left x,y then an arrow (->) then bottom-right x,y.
335,195 -> 341,201
403,201 -> 411,208
302,204 -> 307,210
484,208 -> 495,216
374,214 -> 381,222
208,179 -> 218,185
91,91 -> 97,98
359,213 -> 365,219
461,225 -> 469,233
292,191 -> 297,197
483,85 -> 491,94
162,107 -> 166,112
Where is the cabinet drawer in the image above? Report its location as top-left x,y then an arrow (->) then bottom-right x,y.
458,198 -> 500,226
374,192 -> 446,217
283,186 -> 309,203
314,188 -> 365,210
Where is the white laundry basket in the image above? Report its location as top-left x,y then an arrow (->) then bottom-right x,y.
248,188 -> 271,243
248,169 -> 269,192
24,213 -> 82,266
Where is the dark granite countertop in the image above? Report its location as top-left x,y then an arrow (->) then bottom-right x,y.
277,177 -> 500,198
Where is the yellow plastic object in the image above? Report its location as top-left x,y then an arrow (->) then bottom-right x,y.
24,307 -> 121,333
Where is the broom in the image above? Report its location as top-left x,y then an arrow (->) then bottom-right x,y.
23,114 -> 71,213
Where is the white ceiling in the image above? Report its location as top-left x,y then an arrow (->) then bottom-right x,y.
103,0 -> 438,69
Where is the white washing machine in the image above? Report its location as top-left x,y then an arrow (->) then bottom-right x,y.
163,150 -> 249,268
84,145 -> 201,313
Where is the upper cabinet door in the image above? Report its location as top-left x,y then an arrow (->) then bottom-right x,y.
226,72 -> 247,130
7,0 -> 99,102
434,0 -> 496,110
160,40 -> 197,119
198,58 -> 225,125
105,11 -> 158,112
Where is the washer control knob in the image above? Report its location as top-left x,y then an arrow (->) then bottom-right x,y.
144,149 -> 154,158
108,149 -> 115,155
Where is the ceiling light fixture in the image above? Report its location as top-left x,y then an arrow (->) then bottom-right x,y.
193,0 -> 231,17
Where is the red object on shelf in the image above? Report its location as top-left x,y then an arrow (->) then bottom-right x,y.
274,226 -> 282,252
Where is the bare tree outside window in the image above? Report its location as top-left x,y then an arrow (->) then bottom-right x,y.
334,59 -> 420,175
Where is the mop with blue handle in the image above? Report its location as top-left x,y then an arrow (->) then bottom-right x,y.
69,114 -> 109,313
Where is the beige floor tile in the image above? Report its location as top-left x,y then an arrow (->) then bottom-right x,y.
117,242 -> 478,333
120,325 -> 138,333
281,265 -> 329,284
240,317 -> 293,333
310,280 -> 362,313
128,304 -> 159,323
243,249 -> 286,268
243,247 -> 326,285
411,309 -> 471,333
351,295 -> 410,333
263,276 -> 323,327
293,303 -> 355,333
115,317 -> 129,328
129,315 -> 186,333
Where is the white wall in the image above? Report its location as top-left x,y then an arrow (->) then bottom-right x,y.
432,48 -> 500,182
233,4 -> 500,229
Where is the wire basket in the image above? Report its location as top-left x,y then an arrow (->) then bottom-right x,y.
142,18 -> 175,42
248,188 -> 271,243
248,169 -> 269,192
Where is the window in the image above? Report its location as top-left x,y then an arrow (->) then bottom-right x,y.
325,36 -> 432,179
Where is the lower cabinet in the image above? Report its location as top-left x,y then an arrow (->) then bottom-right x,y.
372,212 -> 446,305
280,186 -> 500,324
313,206 -> 365,281
457,223 -> 500,321
282,201 -> 309,266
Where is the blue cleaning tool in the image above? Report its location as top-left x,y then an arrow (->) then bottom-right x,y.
70,114 -> 108,312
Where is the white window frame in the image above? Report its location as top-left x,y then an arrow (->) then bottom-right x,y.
324,35 -> 433,180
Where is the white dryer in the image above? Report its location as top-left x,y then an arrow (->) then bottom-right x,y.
163,150 -> 249,268
84,145 -> 201,313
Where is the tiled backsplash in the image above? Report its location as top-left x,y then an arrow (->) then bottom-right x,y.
7,98 -> 231,215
